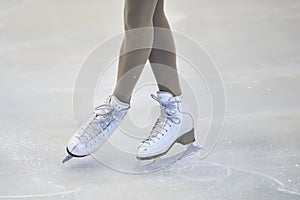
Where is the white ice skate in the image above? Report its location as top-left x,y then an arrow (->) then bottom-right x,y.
136,91 -> 199,161
62,95 -> 130,163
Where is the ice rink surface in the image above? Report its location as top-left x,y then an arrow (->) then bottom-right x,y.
1,0 -> 300,199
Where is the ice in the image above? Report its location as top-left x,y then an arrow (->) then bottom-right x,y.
0,0 -> 300,199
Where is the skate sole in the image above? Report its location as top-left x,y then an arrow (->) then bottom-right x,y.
136,128 -> 195,160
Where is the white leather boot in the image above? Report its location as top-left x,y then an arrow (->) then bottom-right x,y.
136,91 -> 195,160
63,95 -> 130,162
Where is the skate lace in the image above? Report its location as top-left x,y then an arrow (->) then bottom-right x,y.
143,94 -> 181,146
76,98 -> 127,146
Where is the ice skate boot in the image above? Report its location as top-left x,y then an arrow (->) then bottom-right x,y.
136,91 -> 195,160
63,95 -> 130,163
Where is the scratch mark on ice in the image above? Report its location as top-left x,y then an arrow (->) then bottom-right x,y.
203,161 -> 300,197
0,189 -> 80,199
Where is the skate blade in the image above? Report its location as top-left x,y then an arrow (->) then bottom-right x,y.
135,143 -> 202,172
62,154 -> 73,163
178,143 -> 202,160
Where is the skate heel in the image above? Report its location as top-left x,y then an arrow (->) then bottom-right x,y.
176,129 -> 195,145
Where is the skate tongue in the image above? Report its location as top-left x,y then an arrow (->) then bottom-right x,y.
110,95 -> 130,112
156,91 -> 175,103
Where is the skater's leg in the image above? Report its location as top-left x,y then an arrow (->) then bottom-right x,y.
136,1 -> 194,160
149,0 -> 182,96
113,0 -> 159,103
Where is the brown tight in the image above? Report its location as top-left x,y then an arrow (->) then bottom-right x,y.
113,0 -> 182,103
